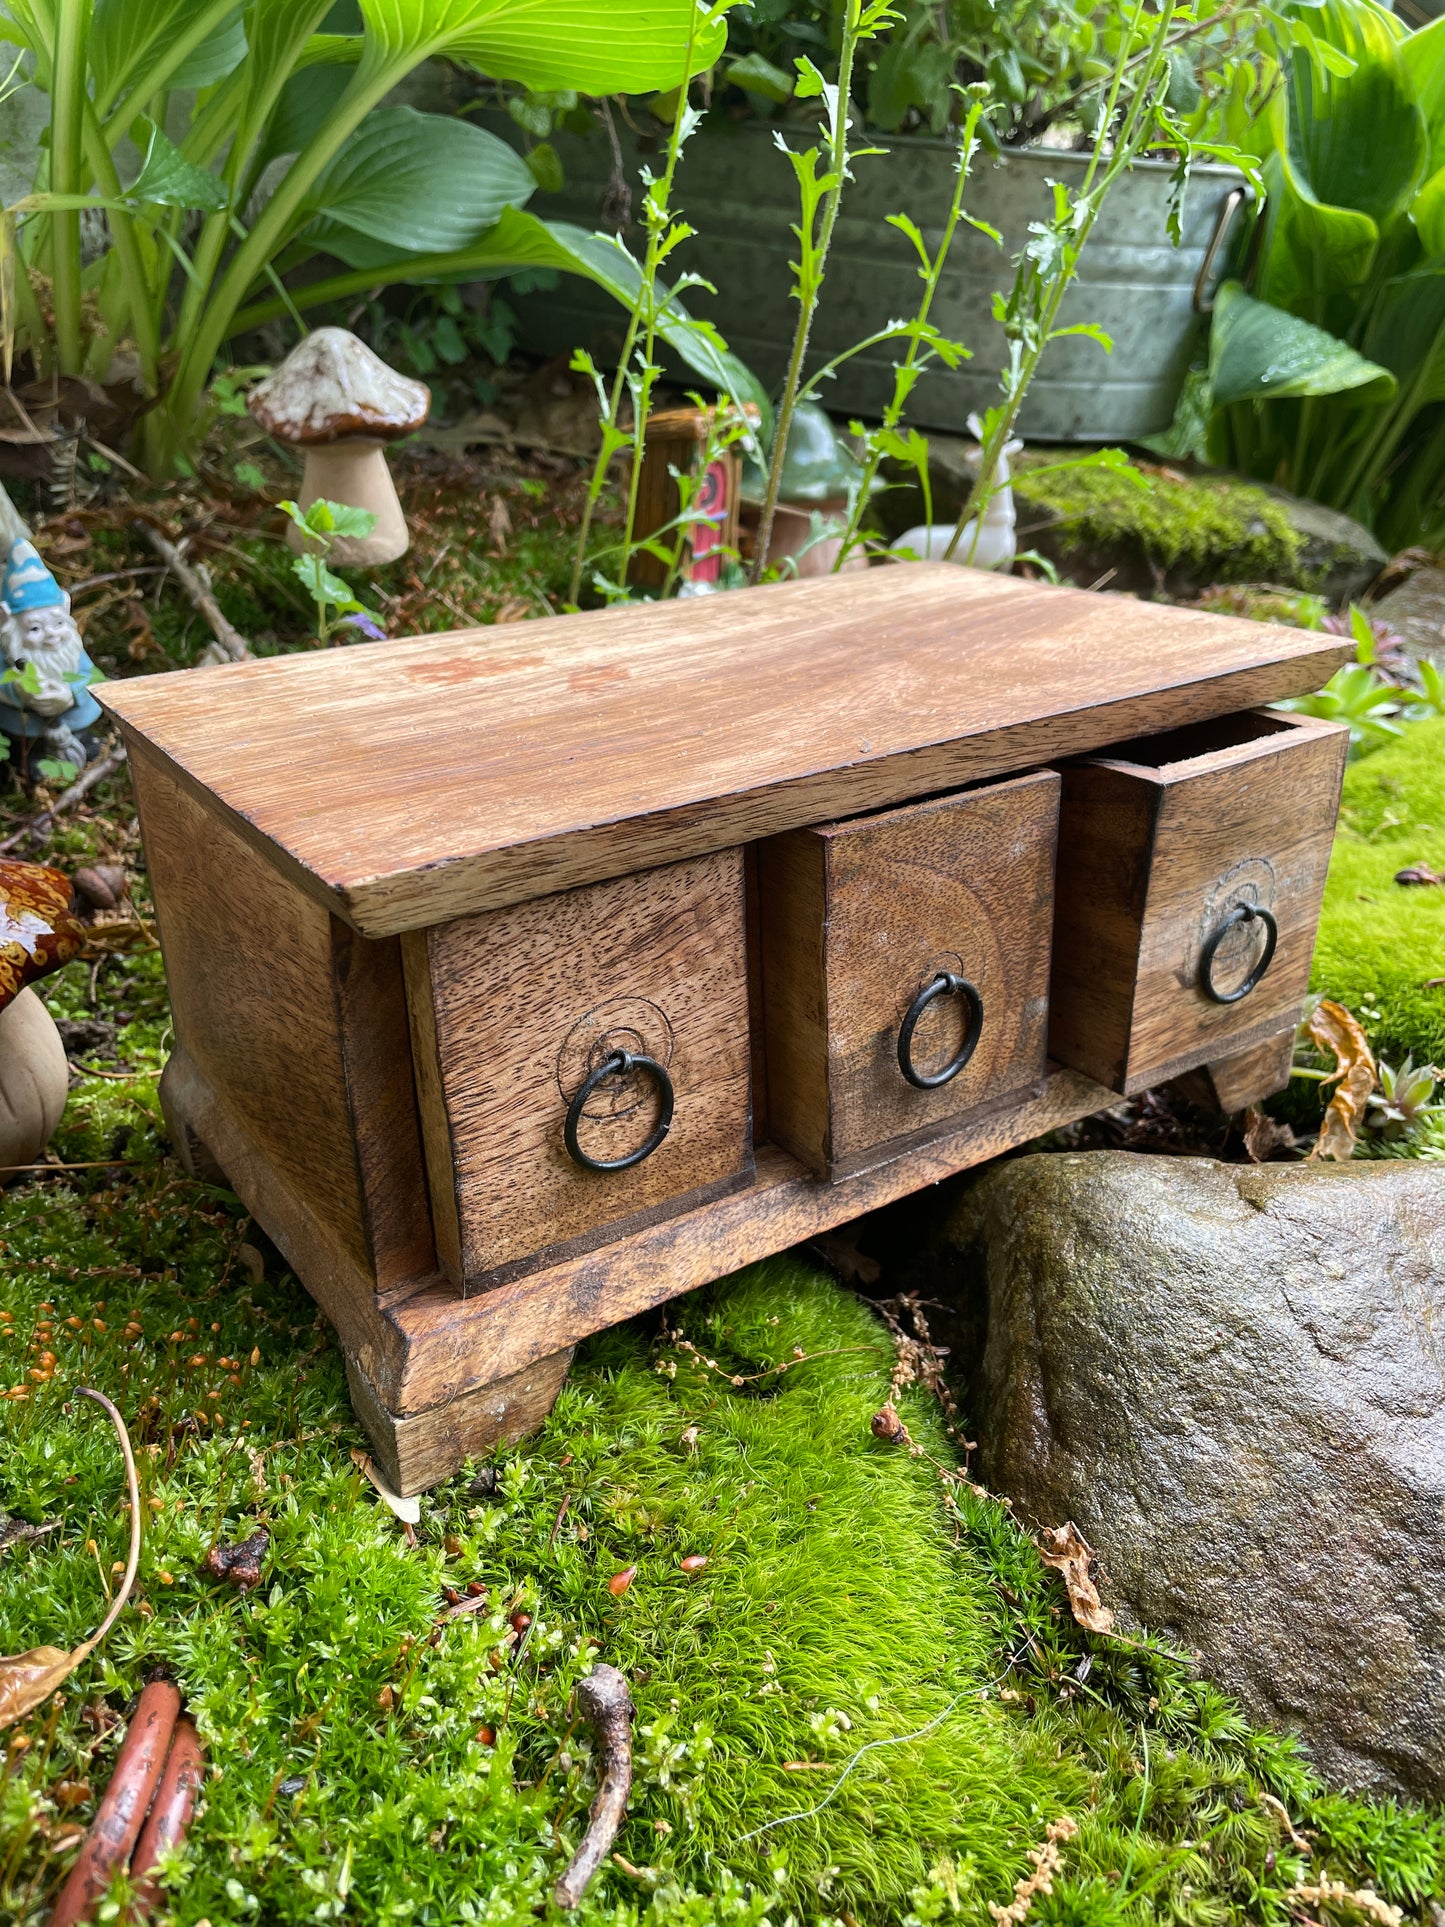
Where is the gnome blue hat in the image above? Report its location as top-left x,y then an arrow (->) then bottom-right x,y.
0,535 -> 101,743
2,538 -> 69,614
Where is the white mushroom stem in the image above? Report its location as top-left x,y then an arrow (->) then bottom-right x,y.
554,1665 -> 634,1908
0,988 -> 70,1173
290,441 -> 410,569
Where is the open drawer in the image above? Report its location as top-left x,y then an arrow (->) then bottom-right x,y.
758,770 -> 1059,1180
1048,708 -> 1348,1097
403,849 -> 753,1290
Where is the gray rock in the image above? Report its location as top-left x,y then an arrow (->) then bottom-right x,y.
1259,486 -> 1389,608
950,1150 -> 1445,1800
1372,563 -> 1445,679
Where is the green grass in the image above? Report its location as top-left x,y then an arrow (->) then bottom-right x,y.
2,500 -> 1442,1926
1311,715 -> 1445,1072
3,1133 -> 1443,1924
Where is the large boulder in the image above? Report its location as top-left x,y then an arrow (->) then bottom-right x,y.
950,1150 -> 1445,1800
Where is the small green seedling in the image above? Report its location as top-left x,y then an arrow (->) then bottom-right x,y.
1368,1056 -> 1445,1143
278,499 -> 386,647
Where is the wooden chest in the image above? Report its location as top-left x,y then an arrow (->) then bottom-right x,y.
100,567 -> 1348,1492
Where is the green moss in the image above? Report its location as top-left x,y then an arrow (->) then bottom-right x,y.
2,737 -> 1441,1927
4,1221 -> 1442,1924
1014,460 -> 1306,583
1311,716 -> 1445,1070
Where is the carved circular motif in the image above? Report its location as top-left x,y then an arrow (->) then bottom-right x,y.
556,997 -> 676,1120
1195,857 -> 1278,996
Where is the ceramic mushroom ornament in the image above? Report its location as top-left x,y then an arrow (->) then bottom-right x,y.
247,328 -> 430,568
0,859 -> 86,1172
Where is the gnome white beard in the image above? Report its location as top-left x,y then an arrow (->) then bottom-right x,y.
2,603 -> 87,719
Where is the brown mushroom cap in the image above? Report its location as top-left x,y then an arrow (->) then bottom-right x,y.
0,859 -> 86,1016
246,327 -> 430,445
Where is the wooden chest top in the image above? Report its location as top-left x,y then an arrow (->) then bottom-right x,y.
99,565 -> 1348,938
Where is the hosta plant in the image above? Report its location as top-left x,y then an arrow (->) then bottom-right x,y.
0,0 -> 755,477
1206,0 -> 1445,549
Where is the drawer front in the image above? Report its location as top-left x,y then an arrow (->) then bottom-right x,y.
1048,709 -> 1349,1096
404,849 -> 752,1289
759,770 -> 1059,1179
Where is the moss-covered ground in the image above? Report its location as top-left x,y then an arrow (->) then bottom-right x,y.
1311,716 -> 1445,1077
0,771 -> 1440,1922
2,433 -> 1442,1925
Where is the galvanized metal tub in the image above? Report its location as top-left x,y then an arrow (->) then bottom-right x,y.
501,119 -> 1247,442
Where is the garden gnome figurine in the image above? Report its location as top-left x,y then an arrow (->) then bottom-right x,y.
0,499 -> 101,770
247,328 -> 430,568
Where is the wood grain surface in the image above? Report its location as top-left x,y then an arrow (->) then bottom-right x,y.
101,566 -> 1351,938
1174,1028 -> 1298,1115
759,772 -> 1058,1176
1049,710 -> 1348,1093
159,1031 -> 1115,1437
131,747 -> 374,1287
403,849 -> 753,1288
346,1347 -> 575,1497
380,1064 -> 1115,1417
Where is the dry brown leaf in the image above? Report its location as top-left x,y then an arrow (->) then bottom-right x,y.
1037,1522 -> 1115,1635
0,1390 -> 139,1730
1307,999 -> 1377,1162
0,1645 -> 82,1728
1242,1107 -> 1295,1163
435,1592 -> 492,1627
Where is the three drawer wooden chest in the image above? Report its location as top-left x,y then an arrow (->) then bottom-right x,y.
100,565 -> 1350,1491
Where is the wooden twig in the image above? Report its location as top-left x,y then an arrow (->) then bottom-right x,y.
554,1665 -> 634,1908
132,520 -> 250,662
0,741 -> 128,853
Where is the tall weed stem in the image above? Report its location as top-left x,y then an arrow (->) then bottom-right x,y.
832,94 -> 988,568
749,1 -> 899,584
566,8 -> 722,605
943,0 -> 1177,565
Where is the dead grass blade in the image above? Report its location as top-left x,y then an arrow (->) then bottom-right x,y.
0,1388 -> 141,1729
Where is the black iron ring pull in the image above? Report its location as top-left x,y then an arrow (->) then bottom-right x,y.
897,971 -> 984,1089
564,1049 -> 675,1172
1198,902 -> 1279,1005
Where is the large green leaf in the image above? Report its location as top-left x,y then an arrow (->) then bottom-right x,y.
168,4 -> 247,88
1208,281 -> 1395,407
1362,265 -> 1445,405
1399,12 -> 1445,168
301,105 -> 535,258
458,208 -> 766,424
1285,4 -> 1426,231
89,0 -> 241,119
237,204 -> 769,432
1255,148 -> 1379,322
1414,164 -> 1445,262
356,0 -> 728,95
258,63 -> 356,171
228,5 -> 339,183
127,118 -> 229,210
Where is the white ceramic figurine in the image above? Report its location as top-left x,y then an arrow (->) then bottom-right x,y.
0,534 -> 102,769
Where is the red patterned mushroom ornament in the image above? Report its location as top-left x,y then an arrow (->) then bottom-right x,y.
0,860 -> 84,1172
